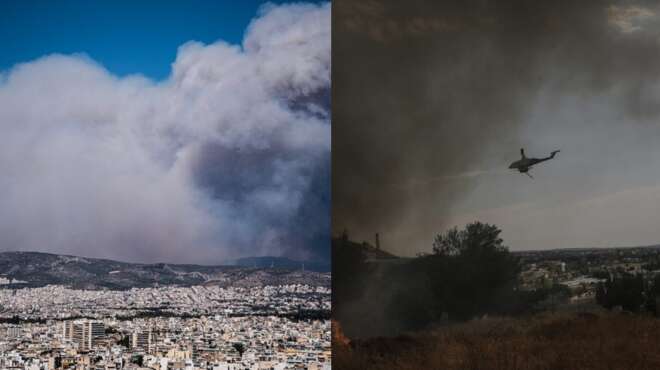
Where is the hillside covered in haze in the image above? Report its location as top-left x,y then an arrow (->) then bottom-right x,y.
0,252 -> 329,290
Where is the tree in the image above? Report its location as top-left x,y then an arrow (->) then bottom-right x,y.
425,222 -> 520,320
332,235 -> 369,310
646,274 -> 660,314
118,335 -> 130,348
596,281 -> 608,307
233,342 -> 246,357
596,274 -> 645,312
432,222 -> 506,257
131,354 -> 143,367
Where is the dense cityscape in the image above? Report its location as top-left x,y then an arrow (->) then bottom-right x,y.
0,284 -> 331,369
517,245 -> 660,310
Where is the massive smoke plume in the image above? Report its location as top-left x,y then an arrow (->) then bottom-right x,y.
333,0 -> 660,255
0,3 -> 330,263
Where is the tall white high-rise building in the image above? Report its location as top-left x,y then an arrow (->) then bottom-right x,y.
6,326 -> 21,338
132,327 -> 157,354
62,320 -> 105,350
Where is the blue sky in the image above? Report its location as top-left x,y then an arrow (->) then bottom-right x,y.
0,0 -> 321,80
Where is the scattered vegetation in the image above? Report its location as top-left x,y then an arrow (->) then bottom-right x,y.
333,222 -> 548,337
118,335 -> 130,348
233,342 -> 246,357
130,354 -> 144,367
334,222 -> 660,369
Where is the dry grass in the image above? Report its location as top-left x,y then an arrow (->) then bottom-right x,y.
333,312 -> 660,370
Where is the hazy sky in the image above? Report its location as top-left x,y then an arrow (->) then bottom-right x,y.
333,0 -> 660,256
0,2 -> 330,263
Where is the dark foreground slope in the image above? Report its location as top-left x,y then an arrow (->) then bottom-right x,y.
0,251 -> 329,290
334,311 -> 660,370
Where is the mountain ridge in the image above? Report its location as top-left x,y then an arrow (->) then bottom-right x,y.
231,256 -> 330,272
0,251 -> 329,290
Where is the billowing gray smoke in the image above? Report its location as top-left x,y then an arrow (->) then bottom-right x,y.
333,0 -> 660,255
0,3 -> 330,263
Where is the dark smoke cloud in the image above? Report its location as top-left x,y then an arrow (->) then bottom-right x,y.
333,0 -> 660,254
0,2 -> 330,263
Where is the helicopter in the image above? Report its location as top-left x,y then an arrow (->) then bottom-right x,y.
509,148 -> 560,178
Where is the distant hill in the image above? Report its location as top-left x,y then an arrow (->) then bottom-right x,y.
514,244 -> 660,254
231,256 -> 330,272
332,236 -> 398,261
0,251 -> 330,290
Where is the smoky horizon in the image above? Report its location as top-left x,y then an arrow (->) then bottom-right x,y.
332,0 -> 660,257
